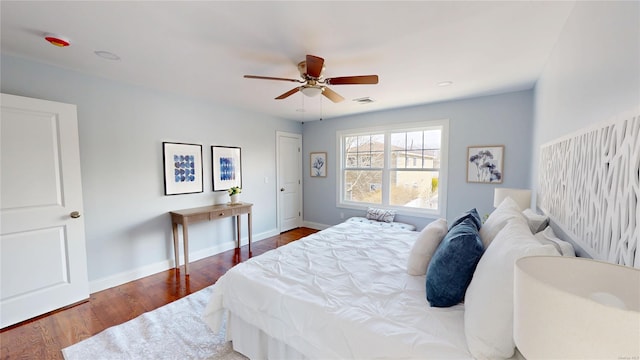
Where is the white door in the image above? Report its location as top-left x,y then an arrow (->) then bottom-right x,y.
277,132 -> 302,232
0,93 -> 89,328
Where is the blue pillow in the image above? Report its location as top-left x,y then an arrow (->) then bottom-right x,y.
449,208 -> 482,231
426,217 -> 485,307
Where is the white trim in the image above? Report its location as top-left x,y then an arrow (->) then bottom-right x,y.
302,220 -> 331,230
336,119 -> 449,217
89,228 -> 279,293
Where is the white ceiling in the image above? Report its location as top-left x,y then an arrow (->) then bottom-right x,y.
0,1 -> 576,121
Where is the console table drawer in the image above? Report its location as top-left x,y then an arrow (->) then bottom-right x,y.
231,207 -> 250,215
213,209 -> 232,218
186,212 -> 211,223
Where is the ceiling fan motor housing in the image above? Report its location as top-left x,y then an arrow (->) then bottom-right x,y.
298,61 -> 324,80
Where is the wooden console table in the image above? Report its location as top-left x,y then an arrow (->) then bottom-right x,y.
170,202 -> 252,275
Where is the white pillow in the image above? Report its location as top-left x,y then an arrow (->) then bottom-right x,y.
534,226 -> 576,256
479,196 -> 526,249
406,218 -> 448,275
465,218 -> 560,360
522,209 -> 549,233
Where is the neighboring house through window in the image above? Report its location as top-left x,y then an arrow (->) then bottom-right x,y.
337,119 -> 449,217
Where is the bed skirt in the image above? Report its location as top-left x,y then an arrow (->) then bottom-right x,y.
228,313 -> 308,360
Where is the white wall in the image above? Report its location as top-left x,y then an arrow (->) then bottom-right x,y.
302,90 -> 534,230
1,54 -> 302,291
532,1 -> 639,190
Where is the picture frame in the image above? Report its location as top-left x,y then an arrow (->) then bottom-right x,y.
162,142 -> 204,195
211,146 -> 242,191
467,145 -> 504,183
310,152 -> 327,177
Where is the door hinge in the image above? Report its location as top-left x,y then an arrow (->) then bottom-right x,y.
298,179 -> 301,184
299,211 -> 301,217
298,147 -> 301,152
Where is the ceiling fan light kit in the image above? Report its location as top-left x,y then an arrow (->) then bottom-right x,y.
244,54 -> 378,103
300,86 -> 323,97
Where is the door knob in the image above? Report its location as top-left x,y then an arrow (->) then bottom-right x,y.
280,188 -> 285,192
70,211 -> 81,218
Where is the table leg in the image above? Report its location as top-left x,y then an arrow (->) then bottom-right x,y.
236,215 -> 241,250
248,211 -> 252,257
172,222 -> 180,270
182,222 -> 190,275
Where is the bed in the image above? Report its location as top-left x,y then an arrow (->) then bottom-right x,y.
202,200 -> 570,360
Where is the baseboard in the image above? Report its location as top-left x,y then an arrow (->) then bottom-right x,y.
303,221 -> 330,230
88,228 -> 279,294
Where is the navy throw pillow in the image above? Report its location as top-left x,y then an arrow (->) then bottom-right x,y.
426,217 -> 485,307
449,208 -> 482,231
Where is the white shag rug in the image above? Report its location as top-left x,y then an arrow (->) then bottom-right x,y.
62,285 -> 247,360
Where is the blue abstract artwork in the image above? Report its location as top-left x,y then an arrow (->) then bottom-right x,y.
211,146 -> 241,191
219,157 -> 236,181
173,154 -> 196,183
163,142 -> 202,195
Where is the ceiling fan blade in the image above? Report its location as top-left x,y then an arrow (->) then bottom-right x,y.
321,86 -> 344,103
325,75 -> 379,85
306,55 -> 324,78
275,87 -> 300,100
244,75 -> 301,83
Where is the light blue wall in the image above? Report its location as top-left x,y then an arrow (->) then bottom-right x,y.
302,90 -> 534,230
1,54 -> 302,286
532,1 -> 639,197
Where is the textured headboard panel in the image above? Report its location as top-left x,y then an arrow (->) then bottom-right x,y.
538,109 -> 639,268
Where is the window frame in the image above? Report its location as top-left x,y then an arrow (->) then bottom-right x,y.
336,119 -> 449,217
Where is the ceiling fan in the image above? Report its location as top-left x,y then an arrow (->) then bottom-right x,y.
244,55 -> 378,103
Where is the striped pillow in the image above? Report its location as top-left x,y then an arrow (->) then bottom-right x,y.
366,207 -> 396,223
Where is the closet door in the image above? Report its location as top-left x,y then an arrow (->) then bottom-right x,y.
1,93 -> 89,328
277,132 -> 302,232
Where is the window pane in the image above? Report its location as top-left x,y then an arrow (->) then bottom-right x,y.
344,136 -> 358,152
424,129 -> 441,148
345,170 -> 382,204
391,150 -> 406,168
345,133 -> 384,169
358,154 -> 371,168
390,133 -> 406,148
426,149 -> 441,167
406,131 -> 423,150
389,170 -> 439,209
370,150 -> 384,167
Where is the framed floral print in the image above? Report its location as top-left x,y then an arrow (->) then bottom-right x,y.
467,145 -> 504,183
310,152 -> 327,177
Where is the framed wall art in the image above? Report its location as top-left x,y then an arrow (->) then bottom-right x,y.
162,142 -> 203,195
211,146 -> 242,191
310,152 -> 327,177
467,145 -> 504,183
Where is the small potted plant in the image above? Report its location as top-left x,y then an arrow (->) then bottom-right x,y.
228,186 -> 242,204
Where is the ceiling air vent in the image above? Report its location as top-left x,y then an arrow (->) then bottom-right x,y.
353,97 -> 375,104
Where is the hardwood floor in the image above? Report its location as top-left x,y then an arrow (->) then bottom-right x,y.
0,227 -> 318,360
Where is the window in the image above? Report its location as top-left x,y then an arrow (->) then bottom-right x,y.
337,120 -> 448,216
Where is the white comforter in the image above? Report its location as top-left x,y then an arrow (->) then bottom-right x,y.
203,221 -> 472,359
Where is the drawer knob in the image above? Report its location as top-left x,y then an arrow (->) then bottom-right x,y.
219,212 -> 224,216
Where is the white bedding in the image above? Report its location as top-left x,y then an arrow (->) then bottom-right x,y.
203,220 -> 473,359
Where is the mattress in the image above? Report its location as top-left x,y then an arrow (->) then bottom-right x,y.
203,219 -> 472,359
